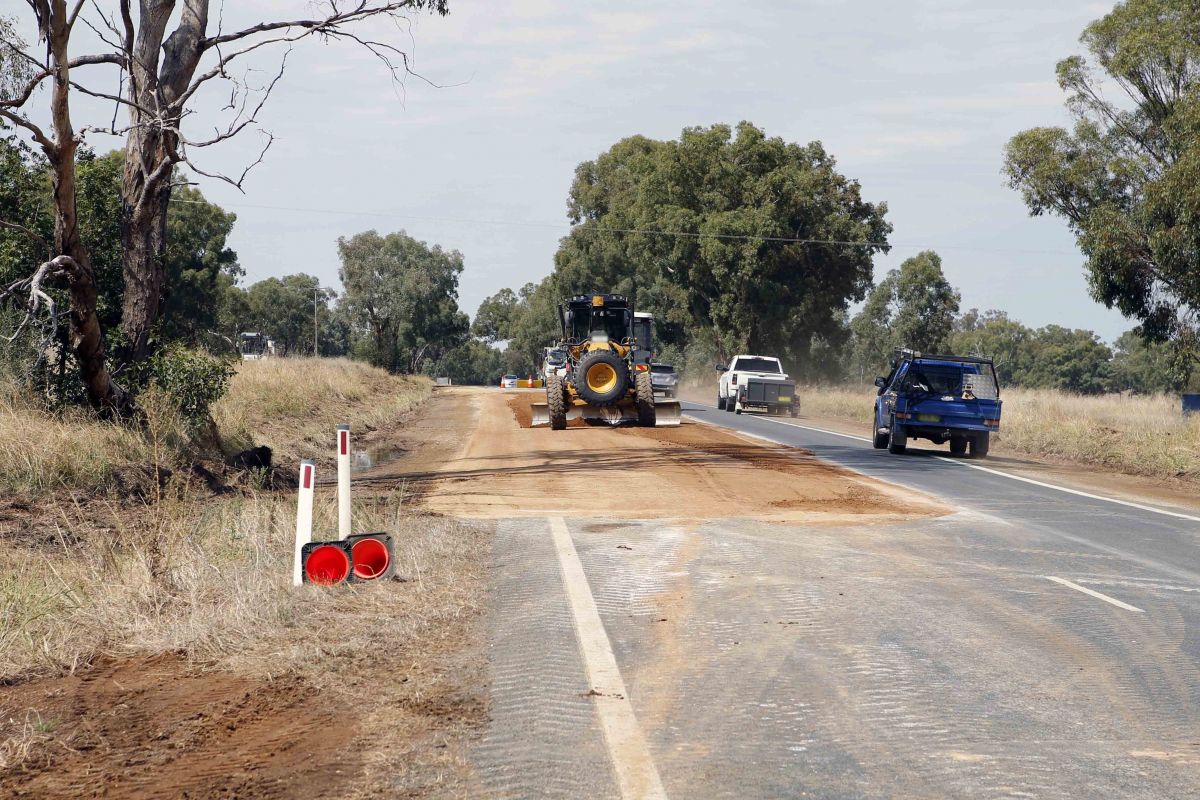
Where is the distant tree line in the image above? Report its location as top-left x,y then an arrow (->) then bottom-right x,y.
473,121 -> 1196,396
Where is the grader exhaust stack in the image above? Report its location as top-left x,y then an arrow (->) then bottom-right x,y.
530,294 -> 681,429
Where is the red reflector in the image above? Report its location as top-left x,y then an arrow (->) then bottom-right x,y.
985,419 -> 1000,427
302,465 -> 312,489
304,544 -> 350,585
351,538 -> 390,579
635,364 -> 649,371
895,412 -> 911,420
339,430 -> 348,455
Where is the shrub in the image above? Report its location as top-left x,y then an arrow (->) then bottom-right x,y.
150,345 -> 234,430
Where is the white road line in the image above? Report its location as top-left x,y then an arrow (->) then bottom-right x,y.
548,516 -> 668,800
1044,576 -> 1145,613
683,406 -> 1200,524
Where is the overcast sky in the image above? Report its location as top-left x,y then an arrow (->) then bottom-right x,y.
27,0 -> 1133,341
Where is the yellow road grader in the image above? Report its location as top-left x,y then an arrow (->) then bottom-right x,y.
531,294 -> 682,429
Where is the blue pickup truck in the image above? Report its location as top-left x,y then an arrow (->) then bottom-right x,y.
873,350 -> 1001,458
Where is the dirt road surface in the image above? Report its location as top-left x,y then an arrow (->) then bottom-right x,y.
364,387 -> 1200,799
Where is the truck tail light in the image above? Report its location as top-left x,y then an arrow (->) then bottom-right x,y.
731,374 -> 738,385
894,412 -> 912,420
984,418 -> 1000,428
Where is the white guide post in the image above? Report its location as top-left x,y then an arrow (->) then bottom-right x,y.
293,459 -> 316,586
337,424 -> 351,540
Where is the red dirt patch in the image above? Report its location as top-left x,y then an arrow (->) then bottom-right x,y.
506,392 -> 587,428
0,653 -> 359,799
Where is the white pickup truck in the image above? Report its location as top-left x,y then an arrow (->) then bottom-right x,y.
716,354 -> 798,416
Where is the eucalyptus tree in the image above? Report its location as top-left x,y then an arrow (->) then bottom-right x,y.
0,2 -> 448,410
554,122 -> 891,370
1004,0 -> 1200,369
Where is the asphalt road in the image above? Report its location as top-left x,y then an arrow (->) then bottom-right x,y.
467,394 -> 1200,799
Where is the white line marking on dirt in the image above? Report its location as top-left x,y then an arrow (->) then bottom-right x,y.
1044,576 -> 1145,612
684,406 -> 1200,524
549,516 -> 668,800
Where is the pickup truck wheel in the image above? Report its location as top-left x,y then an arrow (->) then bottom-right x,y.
949,435 -> 967,456
717,394 -> 726,410
725,396 -> 736,412
969,432 -> 990,458
887,421 -> 907,454
872,427 -> 889,449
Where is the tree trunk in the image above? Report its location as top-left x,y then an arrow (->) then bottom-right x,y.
119,173 -> 171,361
45,1 -> 127,411
117,0 -> 179,362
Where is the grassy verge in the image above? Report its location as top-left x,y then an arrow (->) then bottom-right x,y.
0,357 -> 437,682
1,358 -> 483,795
795,385 -> 1200,482
0,357 -> 430,498
214,357 -> 431,469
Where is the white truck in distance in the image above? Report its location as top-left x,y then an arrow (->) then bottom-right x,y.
716,355 -> 798,416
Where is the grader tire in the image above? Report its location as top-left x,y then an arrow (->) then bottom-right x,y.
574,349 -> 629,406
546,375 -> 567,430
635,370 -> 656,427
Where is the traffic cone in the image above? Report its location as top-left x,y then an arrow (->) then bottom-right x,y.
345,532 -> 394,581
300,540 -> 353,585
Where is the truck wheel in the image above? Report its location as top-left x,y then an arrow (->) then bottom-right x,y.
872,425 -> 888,449
969,432 -> 990,458
725,396 -> 735,412
717,394 -> 726,410
634,371 -> 656,427
574,349 -> 629,406
887,420 -> 907,454
789,405 -> 798,418
546,375 -> 567,431
949,435 -> 967,456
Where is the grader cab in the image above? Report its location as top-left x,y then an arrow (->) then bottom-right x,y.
531,294 -> 682,429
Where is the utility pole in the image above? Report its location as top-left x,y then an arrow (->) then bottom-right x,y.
313,286 -> 323,357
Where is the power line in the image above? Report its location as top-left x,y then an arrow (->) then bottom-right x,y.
170,198 -> 1079,257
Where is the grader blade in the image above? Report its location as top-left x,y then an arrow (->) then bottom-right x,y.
653,400 -> 682,427
530,403 -> 581,427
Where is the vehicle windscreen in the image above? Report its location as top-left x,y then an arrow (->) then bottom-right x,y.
650,364 -> 675,374
733,357 -> 781,373
547,349 -> 567,364
568,307 -> 628,341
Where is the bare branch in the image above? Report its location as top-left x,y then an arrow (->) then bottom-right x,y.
66,0 -> 88,32
180,129 -> 274,192
0,219 -> 51,256
201,3 -> 434,50
0,107 -> 55,153
0,255 -> 77,348
184,47 -> 289,148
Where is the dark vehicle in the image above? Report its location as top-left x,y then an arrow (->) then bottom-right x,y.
650,363 -> 678,399
873,349 -> 1001,457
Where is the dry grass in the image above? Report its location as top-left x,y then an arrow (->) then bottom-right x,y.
0,485 -> 482,684
0,393 -> 156,496
796,385 -> 1200,481
0,357 -> 431,498
214,357 -> 431,468
0,358 -> 445,684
